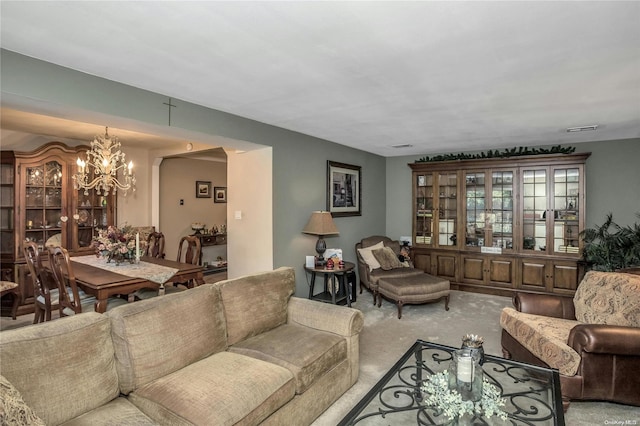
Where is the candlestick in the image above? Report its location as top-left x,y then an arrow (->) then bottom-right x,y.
135,232 -> 140,262
457,355 -> 473,383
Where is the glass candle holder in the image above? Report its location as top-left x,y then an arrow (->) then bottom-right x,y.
449,348 -> 483,401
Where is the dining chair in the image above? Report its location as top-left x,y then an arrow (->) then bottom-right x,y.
173,235 -> 202,289
0,280 -> 20,320
135,235 -> 201,300
145,231 -> 166,259
48,246 -> 128,316
177,235 -> 201,266
24,241 -> 58,323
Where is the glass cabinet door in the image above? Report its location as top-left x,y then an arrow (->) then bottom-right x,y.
552,167 -> 581,255
437,172 -> 457,247
415,173 -> 434,245
522,168 -> 548,253
465,172 -> 485,247
465,170 -> 514,250
76,189 -> 113,249
0,162 -> 14,258
489,170 -> 514,250
24,161 -> 65,253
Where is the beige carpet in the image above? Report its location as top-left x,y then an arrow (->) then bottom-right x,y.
311,290 -> 640,426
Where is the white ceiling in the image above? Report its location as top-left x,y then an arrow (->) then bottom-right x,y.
1,1 -> 639,157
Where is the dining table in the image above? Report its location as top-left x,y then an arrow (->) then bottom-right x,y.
64,255 -> 205,313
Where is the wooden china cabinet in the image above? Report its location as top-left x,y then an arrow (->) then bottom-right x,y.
0,142 -> 116,316
409,152 -> 590,297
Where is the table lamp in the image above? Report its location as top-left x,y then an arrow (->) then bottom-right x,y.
302,211 -> 339,265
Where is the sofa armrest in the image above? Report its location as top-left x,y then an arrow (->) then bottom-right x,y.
287,297 -> 364,337
513,292 -> 576,319
567,324 -> 640,356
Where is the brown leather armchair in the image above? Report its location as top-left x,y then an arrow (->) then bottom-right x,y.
501,289 -> 640,410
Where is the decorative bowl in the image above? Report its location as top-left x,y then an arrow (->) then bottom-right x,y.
191,222 -> 206,231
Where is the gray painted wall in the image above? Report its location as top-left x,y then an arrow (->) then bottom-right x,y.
1,49 -> 386,297
385,139 -> 640,241
3,50 -> 637,296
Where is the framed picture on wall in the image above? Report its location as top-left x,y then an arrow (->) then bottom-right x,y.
327,161 -> 361,217
196,181 -> 211,198
214,187 -> 227,203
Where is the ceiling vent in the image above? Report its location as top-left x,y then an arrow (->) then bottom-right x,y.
391,144 -> 414,149
566,125 -> 598,133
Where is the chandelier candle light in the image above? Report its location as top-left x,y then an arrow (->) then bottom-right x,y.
73,127 -> 136,195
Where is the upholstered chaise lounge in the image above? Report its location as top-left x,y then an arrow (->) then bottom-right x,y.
500,271 -> 640,410
356,236 -> 450,318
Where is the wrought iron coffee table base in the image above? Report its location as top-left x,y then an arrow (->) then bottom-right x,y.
338,339 -> 564,425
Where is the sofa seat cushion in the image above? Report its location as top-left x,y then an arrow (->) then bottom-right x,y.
500,307 -> 581,376
573,271 -> 640,327
128,351 -> 295,426
60,397 -> 158,426
369,268 -> 425,290
229,323 -> 347,394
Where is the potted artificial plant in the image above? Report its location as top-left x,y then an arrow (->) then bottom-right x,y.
580,213 -> 640,271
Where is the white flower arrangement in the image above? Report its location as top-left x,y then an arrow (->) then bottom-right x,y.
421,370 -> 508,421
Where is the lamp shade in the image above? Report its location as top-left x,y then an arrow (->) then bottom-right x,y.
302,211 -> 339,236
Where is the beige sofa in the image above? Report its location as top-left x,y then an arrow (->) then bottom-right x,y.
0,267 -> 364,425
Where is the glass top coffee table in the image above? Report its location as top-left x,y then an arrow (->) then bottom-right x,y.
339,339 -> 564,425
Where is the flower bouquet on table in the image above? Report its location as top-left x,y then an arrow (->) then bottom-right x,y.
93,225 -> 147,265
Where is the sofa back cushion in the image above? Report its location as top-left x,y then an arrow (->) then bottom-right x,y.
218,267 -> 295,346
107,284 -> 227,394
573,271 -> 640,327
0,313 -> 119,425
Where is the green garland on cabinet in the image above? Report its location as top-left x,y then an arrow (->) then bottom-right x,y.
415,145 -> 575,163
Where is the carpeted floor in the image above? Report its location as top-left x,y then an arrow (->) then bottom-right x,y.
310,290 -> 640,426
2,289 -> 638,425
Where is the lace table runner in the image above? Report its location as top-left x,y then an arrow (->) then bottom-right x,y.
71,255 -> 179,284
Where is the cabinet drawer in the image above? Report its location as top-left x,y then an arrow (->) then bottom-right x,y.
201,235 -> 215,245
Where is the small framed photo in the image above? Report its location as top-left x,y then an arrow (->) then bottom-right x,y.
327,161 -> 361,217
214,187 -> 227,203
196,181 -> 211,198
418,175 -> 427,187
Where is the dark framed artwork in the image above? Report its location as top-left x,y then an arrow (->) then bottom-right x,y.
327,161 -> 361,217
196,181 -> 211,198
214,187 -> 227,203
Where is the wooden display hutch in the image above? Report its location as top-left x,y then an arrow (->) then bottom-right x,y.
0,142 -> 116,316
409,152 -> 590,297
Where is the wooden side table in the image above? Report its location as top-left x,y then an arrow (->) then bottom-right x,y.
304,262 -> 355,307
192,233 -> 227,266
